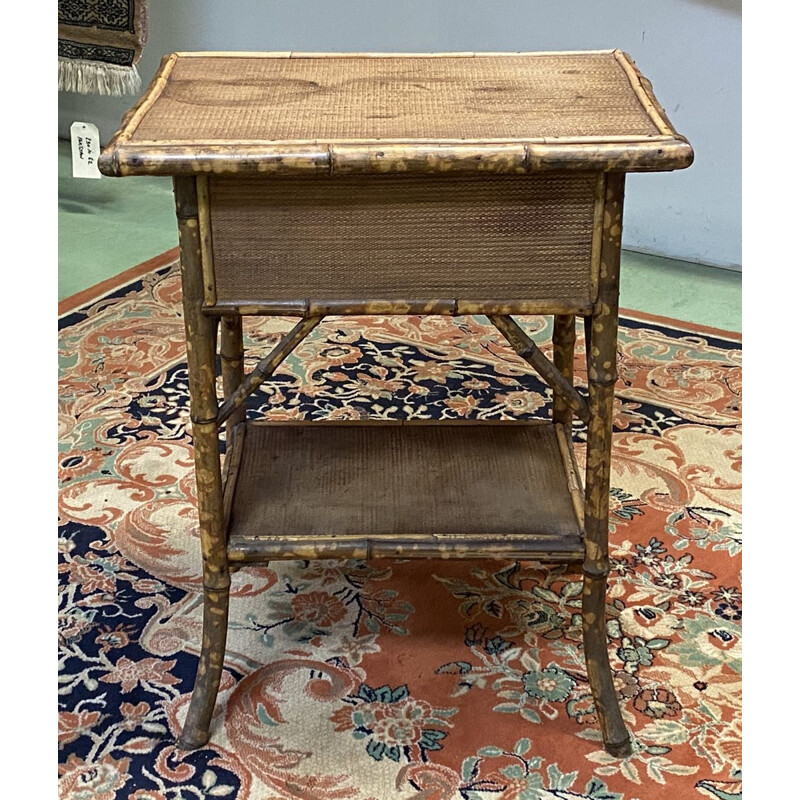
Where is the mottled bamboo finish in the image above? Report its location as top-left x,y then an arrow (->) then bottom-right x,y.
98,52 -> 692,758
216,317 -> 322,426
100,139 -> 692,178
205,298 -> 595,318
220,315 -> 245,435
173,176 -> 227,581
173,176 -> 230,751
489,314 -> 590,425
553,315 -> 577,433
98,50 -> 693,177
229,536 -> 584,562
581,173 -> 632,758
330,143 -> 528,175
178,586 -> 229,750
99,52 -> 179,177
196,176 -> 217,306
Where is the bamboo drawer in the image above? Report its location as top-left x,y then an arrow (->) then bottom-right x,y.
202,172 -> 603,315
99,50 -> 693,318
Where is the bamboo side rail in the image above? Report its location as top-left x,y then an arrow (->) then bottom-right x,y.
205,299 -> 595,318
216,316 -> 323,426
583,316 -> 593,371
133,135 -> 673,146
554,422 -> 584,528
614,50 -> 681,138
101,140 -> 693,177
174,49 -> 619,59
246,418 -> 563,428
228,534 -> 585,563
99,53 -> 179,175
489,314 -> 590,425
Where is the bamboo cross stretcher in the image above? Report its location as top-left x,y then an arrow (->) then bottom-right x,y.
215,314 -> 589,427
216,316 -> 322,426
100,50 -> 693,759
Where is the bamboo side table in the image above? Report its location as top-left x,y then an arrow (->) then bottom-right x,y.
100,50 -> 693,758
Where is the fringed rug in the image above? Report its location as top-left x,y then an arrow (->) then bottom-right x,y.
58,1 -> 147,95
58,257 -> 742,800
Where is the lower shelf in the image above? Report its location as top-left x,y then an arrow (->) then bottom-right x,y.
224,420 -> 585,563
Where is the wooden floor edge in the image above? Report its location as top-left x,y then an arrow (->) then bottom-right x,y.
57,247 -> 741,344
58,247 -> 180,317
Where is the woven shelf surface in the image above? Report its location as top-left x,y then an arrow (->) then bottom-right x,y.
134,53 -> 658,142
225,421 -> 585,562
100,51 -> 693,175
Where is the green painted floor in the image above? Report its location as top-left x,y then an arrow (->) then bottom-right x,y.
58,140 -> 741,332
58,140 -> 177,299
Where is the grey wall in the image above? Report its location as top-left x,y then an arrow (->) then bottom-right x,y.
58,0 -> 741,269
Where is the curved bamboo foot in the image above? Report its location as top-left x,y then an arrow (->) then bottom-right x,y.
582,573 -> 632,757
177,586 -> 230,751
604,737 -> 633,758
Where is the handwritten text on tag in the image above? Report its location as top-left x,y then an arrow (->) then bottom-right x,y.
70,122 -> 102,179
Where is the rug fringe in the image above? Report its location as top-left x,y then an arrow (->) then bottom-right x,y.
58,58 -> 142,96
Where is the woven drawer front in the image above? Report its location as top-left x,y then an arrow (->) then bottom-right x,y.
208,173 -> 600,305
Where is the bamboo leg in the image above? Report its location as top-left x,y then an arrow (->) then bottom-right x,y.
211,317 -> 219,365
583,316 -> 592,376
582,173 -> 631,758
217,316 -> 323,426
220,318 -> 255,577
220,315 -> 245,436
173,177 -> 231,751
552,315 -> 576,434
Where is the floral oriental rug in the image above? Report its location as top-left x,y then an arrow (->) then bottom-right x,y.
58,1 -> 147,95
58,255 -> 742,800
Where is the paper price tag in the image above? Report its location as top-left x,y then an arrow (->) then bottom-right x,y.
70,122 -> 102,179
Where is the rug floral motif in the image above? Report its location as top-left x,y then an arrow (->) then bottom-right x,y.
58,1 -> 148,95
58,261 -> 742,800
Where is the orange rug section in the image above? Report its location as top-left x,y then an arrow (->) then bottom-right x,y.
59,260 -> 741,800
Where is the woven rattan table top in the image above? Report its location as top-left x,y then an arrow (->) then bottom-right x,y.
100,50 -> 692,177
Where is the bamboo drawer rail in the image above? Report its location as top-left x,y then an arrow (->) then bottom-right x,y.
100,50 -> 693,759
